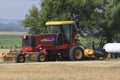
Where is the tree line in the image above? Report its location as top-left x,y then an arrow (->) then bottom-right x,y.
22,0 -> 120,47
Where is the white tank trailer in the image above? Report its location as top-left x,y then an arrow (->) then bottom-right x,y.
103,43 -> 120,58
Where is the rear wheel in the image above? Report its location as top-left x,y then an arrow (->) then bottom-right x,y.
69,46 -> 84,61
36,53 -> 46,62
15,53 -> 25,63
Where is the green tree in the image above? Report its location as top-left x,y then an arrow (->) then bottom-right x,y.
68,0 -> 105,34
22,6 -> 46,34
23,0 -> 105,35
101,0 -> 120,43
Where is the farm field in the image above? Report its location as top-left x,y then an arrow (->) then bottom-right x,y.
0,32 -> 26,48
0,60 -> 120,80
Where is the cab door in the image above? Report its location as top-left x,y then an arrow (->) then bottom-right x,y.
62,25 -> 72,44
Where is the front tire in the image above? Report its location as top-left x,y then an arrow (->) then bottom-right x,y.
15,53 -> 25,63
36,53 -> 46,62
69,46 -> 84,61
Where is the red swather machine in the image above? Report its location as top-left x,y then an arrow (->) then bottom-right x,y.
15,21 -> 85,63
15,21 -> 109,63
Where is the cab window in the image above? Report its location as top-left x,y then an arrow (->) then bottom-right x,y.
47,26 -> 61,34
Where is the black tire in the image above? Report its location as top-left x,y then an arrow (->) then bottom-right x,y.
36,53 -> 46,62
15,53 -> 25,63
69,46 -> 84,61
102,51 -> 108,59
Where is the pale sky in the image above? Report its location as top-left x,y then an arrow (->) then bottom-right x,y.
0,0 -> 40,20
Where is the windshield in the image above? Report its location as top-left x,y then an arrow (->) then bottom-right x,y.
47,25 -> 61,34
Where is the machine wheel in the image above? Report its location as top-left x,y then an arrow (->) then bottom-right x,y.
102,51 -> 108,59
69,46 -> 84,61
15,53 -> 25,63
36,53 -> 46,62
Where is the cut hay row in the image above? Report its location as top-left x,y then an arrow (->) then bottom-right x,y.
0,48 -> 21,62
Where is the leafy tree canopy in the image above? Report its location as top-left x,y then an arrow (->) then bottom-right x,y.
23,0 -> 105,34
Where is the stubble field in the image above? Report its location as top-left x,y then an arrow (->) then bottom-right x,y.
0,60 -> 120,80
